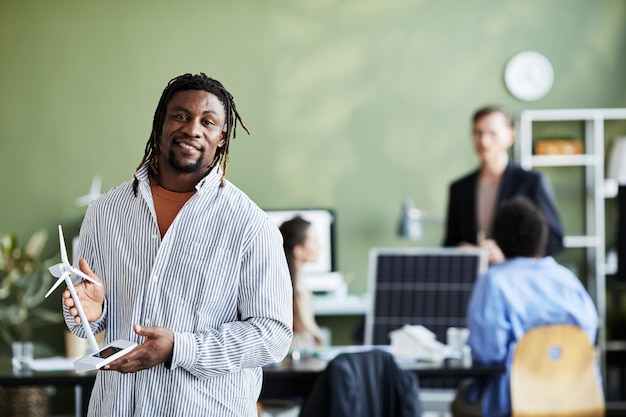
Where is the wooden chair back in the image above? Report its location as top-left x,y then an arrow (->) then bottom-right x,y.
511,325 -> 604,417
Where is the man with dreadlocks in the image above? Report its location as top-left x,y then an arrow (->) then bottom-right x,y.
61,73 -> 293,417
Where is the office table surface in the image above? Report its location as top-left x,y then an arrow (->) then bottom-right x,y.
260,354 -> 505,399
1,351 -> 505,402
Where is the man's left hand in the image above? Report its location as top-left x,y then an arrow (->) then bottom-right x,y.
103,324 -> 174,373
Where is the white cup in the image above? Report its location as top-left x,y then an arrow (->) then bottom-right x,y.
447,327 -> 470,354
291,332 -> 315,361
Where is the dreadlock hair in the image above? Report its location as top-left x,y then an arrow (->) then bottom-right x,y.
132,73 -> 249,195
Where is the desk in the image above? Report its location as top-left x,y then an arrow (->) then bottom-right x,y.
260,354 -> 505,399
312,295 -> 370,345
312,294 -> 369,316
1,353 -> 504,415
0,368 -> 94,417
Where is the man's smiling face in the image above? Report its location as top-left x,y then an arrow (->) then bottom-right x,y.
159,89 -> 226,176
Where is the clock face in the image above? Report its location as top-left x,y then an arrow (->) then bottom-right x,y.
504,51 -> 554,101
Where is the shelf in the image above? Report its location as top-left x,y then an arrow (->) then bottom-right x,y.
312,294 -> 370,316
530,154 -> 600,167
517,107 -> 626,399
563,235 -> 602,248
520,108 -> 626,121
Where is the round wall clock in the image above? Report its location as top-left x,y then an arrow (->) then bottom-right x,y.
504,51 -> 554,101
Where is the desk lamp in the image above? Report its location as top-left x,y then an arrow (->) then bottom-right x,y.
397,198 -> 443,240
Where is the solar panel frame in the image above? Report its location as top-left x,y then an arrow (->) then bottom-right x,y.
364,247 -> 488,346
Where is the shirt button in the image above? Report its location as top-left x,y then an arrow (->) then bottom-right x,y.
152,275 -> 159,282
145,318 -> 151,325
152,234 -> 158,240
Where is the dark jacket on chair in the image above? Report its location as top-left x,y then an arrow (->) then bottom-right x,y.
299,350 -> 422,417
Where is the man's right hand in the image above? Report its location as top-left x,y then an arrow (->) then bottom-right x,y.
62,258 -> 105,324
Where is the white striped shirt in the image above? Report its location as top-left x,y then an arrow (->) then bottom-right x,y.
65,164 -> 293,417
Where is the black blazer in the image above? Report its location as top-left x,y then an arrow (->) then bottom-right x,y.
443,162 -> 564,256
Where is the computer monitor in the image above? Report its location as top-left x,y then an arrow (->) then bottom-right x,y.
364,247 -> 488,345
264,208 -> 336,274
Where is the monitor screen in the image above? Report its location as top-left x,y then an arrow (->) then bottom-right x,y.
264,208 -> 336,273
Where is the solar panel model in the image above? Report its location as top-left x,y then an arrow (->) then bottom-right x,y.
365,247 -> 487,346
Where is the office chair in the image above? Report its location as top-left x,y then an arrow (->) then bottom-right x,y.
298,349 -> 422,417
510,324 -> 605,417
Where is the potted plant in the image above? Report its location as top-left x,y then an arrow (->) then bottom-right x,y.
0,229 -> 63,358
0,230 -> 65,416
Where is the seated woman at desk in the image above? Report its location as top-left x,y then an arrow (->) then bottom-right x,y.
279,216 -> 325,349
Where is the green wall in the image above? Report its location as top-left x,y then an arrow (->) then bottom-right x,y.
2,0 -> 626,347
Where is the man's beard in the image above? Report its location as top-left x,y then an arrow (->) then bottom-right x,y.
167,150 -> 205,173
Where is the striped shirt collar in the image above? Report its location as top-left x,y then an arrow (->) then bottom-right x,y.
135,163 -> 223,195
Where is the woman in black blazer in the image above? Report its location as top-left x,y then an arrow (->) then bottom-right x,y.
443,106 -> 564,264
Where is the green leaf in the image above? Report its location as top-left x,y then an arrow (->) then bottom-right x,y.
31,309 -> 63,325
25,230 -> 47,258
0,229 -> 61,347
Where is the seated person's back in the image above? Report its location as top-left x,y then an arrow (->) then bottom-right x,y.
452,196 -> 599,417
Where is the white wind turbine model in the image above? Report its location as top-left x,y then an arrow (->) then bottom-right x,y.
46,225 -> 137,372
46,225 -> 102,352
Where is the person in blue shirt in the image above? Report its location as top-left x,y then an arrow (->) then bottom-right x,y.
451,196 -> 599,417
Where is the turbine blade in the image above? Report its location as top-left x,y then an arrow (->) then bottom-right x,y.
58,225 -> 69,265
70,267 -> 102,287
91,176 -> 102,195
48,263 -> 64,278
45,275 -> 67,298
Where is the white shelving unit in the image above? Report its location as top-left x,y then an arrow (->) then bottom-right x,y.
515,108 -> 626,391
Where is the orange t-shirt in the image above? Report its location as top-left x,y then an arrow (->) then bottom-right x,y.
149,178 -> 196,237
